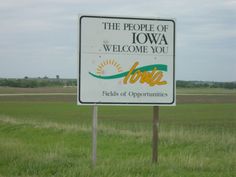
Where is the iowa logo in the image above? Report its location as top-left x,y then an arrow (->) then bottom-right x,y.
89,59 -> 168,87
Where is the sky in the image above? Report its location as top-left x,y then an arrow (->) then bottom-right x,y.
0,0 -> 235,81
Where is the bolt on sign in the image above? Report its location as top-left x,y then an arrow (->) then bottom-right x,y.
78,15 -> 176,105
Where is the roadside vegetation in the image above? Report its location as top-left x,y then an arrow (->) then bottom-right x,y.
0,102 -> 235,177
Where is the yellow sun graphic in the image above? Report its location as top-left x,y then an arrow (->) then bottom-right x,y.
96,59 -> 123,75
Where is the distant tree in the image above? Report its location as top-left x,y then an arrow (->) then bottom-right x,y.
56,75 -> 60,79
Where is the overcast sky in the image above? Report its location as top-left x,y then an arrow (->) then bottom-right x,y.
0,0 -> 235,81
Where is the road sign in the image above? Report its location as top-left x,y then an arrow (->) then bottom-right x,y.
78,15 -> 175,105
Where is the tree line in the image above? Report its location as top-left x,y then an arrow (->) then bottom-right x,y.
0,78 -> 235,89
176,80 -> 236,89
0,78 -> 76,88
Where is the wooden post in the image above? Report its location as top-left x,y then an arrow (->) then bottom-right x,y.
152,106 -> 159,163
92,105 -> 98,167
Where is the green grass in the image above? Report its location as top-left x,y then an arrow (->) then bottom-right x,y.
0,101 -> 235,177
176,88 -> 236,95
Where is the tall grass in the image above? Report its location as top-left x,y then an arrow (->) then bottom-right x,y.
0,103 -> 235,177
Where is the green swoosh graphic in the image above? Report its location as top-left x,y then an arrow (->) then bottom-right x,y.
89,64 -> 167,79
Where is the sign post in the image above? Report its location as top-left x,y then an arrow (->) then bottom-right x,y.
92,105 -> 98,167
152,106 -> 159,163
78,15 -> 175,165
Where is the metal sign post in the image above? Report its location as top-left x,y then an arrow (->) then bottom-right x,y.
152,106 -> 159,163
92,105 -> 98,167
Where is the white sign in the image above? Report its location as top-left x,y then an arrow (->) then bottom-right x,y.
78,15 -> 175,105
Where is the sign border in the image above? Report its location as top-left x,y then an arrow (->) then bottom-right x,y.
78,15 -> 176,105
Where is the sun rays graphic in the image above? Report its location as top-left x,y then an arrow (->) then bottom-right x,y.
96,59 -> 123,75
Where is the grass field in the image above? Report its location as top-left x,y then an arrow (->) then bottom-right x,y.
0,87 -> 235,177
